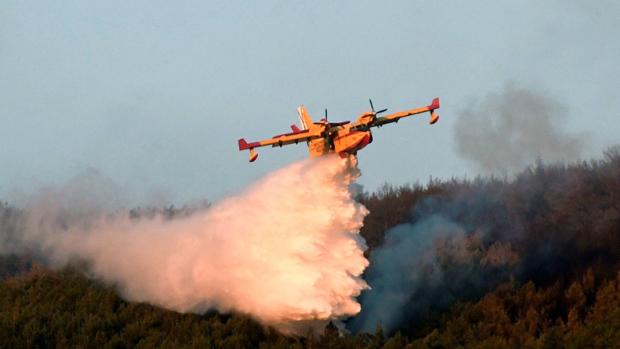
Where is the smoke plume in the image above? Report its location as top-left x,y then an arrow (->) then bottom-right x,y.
4,155 -> 369,332
454,84 -> 587,174
350,215 -> 466,332
350,186 -> 521,334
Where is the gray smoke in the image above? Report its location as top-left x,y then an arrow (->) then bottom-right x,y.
0,169 -> 126,255
454,84 -> 587,174
350,215 -> 464,332
349,187 -> 522,334
350,215 -> 519,333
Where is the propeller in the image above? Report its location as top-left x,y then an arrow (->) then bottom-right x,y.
369,99 -> 387,115
323,108 -> 336,149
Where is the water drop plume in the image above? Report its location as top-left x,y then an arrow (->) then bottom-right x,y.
15,155 -> 369,332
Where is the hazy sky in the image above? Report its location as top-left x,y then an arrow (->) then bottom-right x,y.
1,1 -> 619,204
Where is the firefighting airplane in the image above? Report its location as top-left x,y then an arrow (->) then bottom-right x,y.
238,97 -> 440,162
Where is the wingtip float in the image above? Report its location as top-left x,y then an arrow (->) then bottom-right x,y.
238,97 -> 440,162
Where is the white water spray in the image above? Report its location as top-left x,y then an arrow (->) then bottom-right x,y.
14,155 -> 369,332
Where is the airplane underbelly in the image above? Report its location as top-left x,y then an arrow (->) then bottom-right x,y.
308,138 -> 330,157
333,131 -> 371,154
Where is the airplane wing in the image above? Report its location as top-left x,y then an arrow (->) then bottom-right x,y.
238,128 -> 321,162
371,97 -> 440,128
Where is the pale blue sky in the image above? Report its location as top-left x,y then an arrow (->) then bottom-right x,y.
1,1 -> 619,204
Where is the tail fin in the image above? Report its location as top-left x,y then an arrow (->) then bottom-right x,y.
297,105 -> 313,130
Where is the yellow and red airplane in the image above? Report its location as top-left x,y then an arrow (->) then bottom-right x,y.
238,97 -> 440,162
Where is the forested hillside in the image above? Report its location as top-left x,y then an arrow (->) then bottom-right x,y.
1,147 -> 620,348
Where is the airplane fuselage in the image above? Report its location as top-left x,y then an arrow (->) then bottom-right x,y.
308,126 -> 372,157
